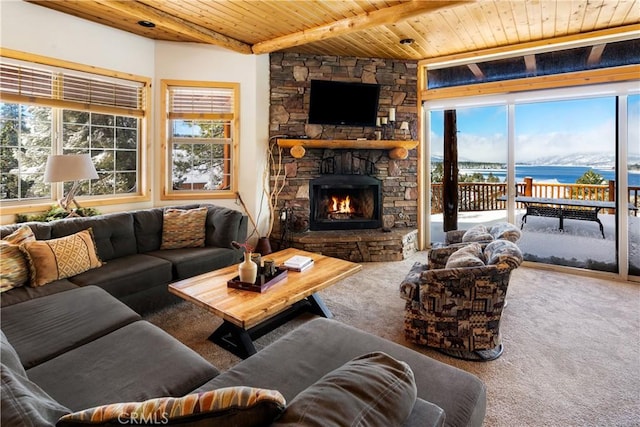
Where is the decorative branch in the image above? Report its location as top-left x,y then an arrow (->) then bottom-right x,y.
263,137 -> 288,238
235,192 -> 259,240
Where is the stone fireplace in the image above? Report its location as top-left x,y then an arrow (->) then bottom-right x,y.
268,52 -> 419,261
309,174 -> 382,231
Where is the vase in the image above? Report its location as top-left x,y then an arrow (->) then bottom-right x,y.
238,252 -> 258,284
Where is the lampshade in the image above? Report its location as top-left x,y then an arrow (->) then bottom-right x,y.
400,121 -> 410,131
44,154 -> 98,183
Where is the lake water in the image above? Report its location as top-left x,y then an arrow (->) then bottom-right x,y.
459,165 -> 640,186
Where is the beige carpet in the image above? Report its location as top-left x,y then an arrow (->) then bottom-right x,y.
145,252 -> 640,427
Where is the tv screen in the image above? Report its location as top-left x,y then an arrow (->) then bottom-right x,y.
308,80 -> 380,127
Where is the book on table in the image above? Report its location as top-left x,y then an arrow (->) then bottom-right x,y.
283,255 -> 314,272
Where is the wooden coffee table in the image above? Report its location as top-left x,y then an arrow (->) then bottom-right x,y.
168,248 -> 362,358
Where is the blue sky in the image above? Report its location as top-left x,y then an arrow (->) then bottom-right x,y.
430,95 -> 640,163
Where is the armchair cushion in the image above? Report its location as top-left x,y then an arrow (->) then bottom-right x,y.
445,243 -> 485,269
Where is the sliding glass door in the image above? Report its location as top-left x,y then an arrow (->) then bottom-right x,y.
514,97 -> 617,272
424,82 -> 638,278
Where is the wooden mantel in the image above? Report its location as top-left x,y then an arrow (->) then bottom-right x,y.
276,139 -> 418,159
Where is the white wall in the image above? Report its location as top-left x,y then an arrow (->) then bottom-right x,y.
0,1 -> 270,230
154,42 -> 270,238
0,1 -> 154,76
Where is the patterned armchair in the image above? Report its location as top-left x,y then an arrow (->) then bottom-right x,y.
400,240 -> 523,361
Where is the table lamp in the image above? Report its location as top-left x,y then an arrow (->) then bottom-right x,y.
44,154 -> 98,213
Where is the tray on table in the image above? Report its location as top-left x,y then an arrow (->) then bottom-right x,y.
227,268 -> 288,293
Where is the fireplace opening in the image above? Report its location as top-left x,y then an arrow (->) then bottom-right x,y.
310,175 -> 382,231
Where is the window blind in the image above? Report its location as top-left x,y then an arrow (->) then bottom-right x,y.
168,87 -> 234,117
0,61 -> 144,115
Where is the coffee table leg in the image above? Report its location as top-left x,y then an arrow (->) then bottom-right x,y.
308,293 -> 333,319
208,321 -> 257,359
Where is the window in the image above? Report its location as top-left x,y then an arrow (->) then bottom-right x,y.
161,80 -> 238,199
0,50 -> 150,212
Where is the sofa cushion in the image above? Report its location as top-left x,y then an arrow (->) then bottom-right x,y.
272,352 -> 416,427
161,207 -> 208,250
1,286 -> 140,369
46,213 -> 137,261
0,279 -> 78,308
27,321 -> 219,411
195,318 -> 486,427
147,247 -> 237,280
1,225 -> 35,292
445,242 -> 486,269
68,254 -> 172,299
57,387 -> 286,427
20,229 -> 103,287
1,363 -> 70,427
461,224 -> 494,243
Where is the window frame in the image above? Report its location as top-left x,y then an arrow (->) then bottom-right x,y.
160,79 -> 239,200
0,49 -> 151,215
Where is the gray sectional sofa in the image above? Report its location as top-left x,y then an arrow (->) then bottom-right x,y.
1,205 -> 487,427
0,204 -> 248,313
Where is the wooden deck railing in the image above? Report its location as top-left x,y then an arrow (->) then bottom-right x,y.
431,179 -> 639,215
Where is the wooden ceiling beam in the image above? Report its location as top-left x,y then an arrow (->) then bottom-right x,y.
251,0 -> 471,55
94,0 -> 252,54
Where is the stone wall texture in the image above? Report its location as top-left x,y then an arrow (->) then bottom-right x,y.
268,52 -> 419,239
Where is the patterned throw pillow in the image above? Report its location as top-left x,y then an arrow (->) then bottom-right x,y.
20,228 -> 102,287
484,239 -> 523,269
57,386 -> 286,427
445,242 -> 486,268
461,224 -> 494,243
0,225 -> 36,292
489,222 -> 522,243
160,207 -> 208,250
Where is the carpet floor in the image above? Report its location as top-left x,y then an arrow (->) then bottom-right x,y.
145,251 -> 640,427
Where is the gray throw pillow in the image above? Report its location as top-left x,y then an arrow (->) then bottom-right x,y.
1,363 -> 70,427
272,351 -> 417,427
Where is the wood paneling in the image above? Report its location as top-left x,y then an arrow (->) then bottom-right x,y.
26,1 -> 640,60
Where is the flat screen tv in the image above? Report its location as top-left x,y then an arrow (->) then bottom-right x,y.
308,80 -> 380,127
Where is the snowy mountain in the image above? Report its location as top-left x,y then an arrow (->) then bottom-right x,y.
523,152 -> 640,168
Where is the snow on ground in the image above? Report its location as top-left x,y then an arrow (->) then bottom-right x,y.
430,211 -> 639,273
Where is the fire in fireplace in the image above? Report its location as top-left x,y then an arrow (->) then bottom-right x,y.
309,175 -> 382,231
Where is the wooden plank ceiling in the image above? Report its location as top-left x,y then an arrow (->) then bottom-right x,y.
28,0 -> 640,60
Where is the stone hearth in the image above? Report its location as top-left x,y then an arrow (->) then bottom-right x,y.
287,228 -> 417,262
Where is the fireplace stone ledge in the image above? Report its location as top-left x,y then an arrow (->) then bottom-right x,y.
287,228 -> 417,262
